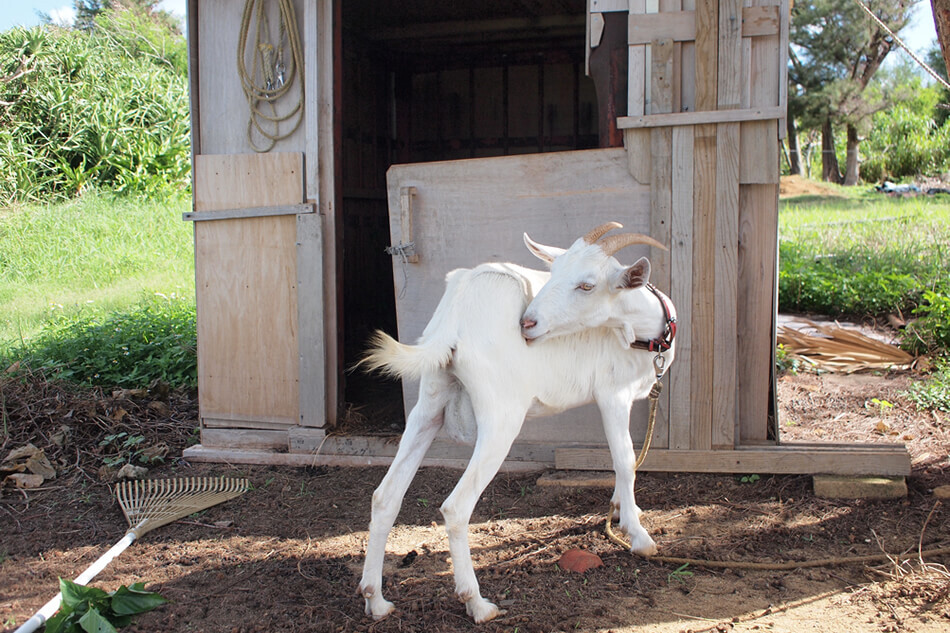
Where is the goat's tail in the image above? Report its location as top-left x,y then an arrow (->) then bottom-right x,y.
356,330 -> 452,381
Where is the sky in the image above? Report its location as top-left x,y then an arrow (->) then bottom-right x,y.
0,1 -> 941,65
0,0 -> 187,30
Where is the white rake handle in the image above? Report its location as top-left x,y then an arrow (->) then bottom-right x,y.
14,531 -> 138,633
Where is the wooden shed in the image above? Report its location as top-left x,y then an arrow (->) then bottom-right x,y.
181,0 -> 911,477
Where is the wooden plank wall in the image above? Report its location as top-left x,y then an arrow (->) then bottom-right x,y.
594,0 -> 785,454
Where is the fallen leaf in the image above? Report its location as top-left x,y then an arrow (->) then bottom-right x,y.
115,463 -> 148,480
26,453 -> 56,480
4,473 -> 44,488
147,401 -> 170,416
139,442 -> 169,462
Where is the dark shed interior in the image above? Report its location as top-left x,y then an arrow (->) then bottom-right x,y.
338,0 -> 602,428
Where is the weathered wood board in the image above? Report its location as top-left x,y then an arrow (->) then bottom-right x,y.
385,148 -> 660,445
193,153 -> 304,429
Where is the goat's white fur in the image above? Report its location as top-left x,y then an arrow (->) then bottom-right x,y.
359,225 -> 675,623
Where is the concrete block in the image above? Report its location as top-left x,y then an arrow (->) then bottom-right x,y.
813,475 -> 907,500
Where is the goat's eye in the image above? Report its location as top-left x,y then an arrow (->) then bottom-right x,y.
577,282 -> 595,292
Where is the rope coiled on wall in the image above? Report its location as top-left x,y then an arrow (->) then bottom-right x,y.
237,0 -> 304,152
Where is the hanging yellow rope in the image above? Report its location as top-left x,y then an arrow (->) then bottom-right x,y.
237,0 -> 304,152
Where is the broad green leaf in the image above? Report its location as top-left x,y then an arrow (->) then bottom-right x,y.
110,585 -> 169,616
59,579 -> 108,610
77,607 -> 118,633
43,606 -> 72,633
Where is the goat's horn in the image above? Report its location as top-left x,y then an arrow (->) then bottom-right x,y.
599,233 -> 668,256
582,222 -> 623,244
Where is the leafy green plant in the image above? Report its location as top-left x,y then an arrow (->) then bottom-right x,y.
738,474 -> 761,484
2,294 -> 196,389
860,81 -> 950,182
667,563 -> 693,585
775,344 -> 801,375
98,432 -> 163,467
904,360 -> 950,412
905,290 -> 950,355
0,9 -> 190,205
45,578 -> 167,633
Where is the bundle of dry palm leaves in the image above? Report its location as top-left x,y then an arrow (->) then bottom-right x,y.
777,319 -> 914,373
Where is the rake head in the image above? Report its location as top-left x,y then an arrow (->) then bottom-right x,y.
115,477 -> 250,538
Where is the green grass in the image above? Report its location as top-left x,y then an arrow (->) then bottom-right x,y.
779,189 -> 950,354
4,294 -> 197,388
0,191 -> 194,346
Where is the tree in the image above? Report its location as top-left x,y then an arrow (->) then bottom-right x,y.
789,0 -> 916,184
72,1 -> 180,35
934,0 -> 950,76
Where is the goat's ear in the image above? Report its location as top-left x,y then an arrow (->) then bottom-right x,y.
614,257 -> 651,290
524,233 -> 565,265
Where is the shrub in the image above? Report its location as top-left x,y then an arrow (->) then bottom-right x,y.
0,10 -> 189,204
860,86 -> 950,182
2,294 -> 197,389
905,290 -> 950,356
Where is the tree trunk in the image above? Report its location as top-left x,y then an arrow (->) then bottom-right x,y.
843,124 -> 861,185
934,0 -> 950,78
821,118 -> 843,184
786,116 -> 802,175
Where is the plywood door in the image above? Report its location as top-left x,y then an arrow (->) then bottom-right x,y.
385,148 -> 660,445
193,153 -> 305,429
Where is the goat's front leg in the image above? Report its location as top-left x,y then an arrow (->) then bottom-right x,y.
360,374 -> 449,619
440,413 -> 523,623
598,390 -> 657,556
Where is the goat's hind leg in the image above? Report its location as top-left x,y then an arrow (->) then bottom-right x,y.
440,412 -> 524,623
360,373 -> 449,619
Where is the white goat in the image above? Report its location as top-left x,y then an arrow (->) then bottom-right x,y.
359,222 -> 676,623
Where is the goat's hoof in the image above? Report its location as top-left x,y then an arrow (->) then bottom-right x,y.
465,598 -> 505,623
365,599 -> 395,620
628,528 -> 658,557
361,588 -> 395,620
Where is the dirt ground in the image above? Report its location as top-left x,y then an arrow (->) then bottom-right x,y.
2,366 -> 949,633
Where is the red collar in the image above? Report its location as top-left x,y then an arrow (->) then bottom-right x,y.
629,283 -> 677,353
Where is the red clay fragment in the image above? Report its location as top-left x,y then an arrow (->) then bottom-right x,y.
558,549 -> 603,573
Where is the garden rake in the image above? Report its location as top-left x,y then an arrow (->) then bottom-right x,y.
16,476 -> 250,633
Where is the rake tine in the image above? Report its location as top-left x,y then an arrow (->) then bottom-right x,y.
15,477 -> 250,633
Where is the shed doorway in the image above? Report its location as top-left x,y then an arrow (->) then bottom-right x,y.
339,0 -> 600,432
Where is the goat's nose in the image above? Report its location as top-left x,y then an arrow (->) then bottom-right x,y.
520,317 -> 537,330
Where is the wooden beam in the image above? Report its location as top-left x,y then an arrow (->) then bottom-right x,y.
628,11 -> 695,44
737,184 -> 778,442
668,125 -> 693,450
618,105 -> 784,129
367,15 -> 585,43
650,37 -> 674,448
627,7 -> 779,45
626,0 -> 650,183
183,445 -> 548,473
183,442 -> 912,477
183,203 -> 314,222
555,444 -> 912,476
740,5 -> 780,38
